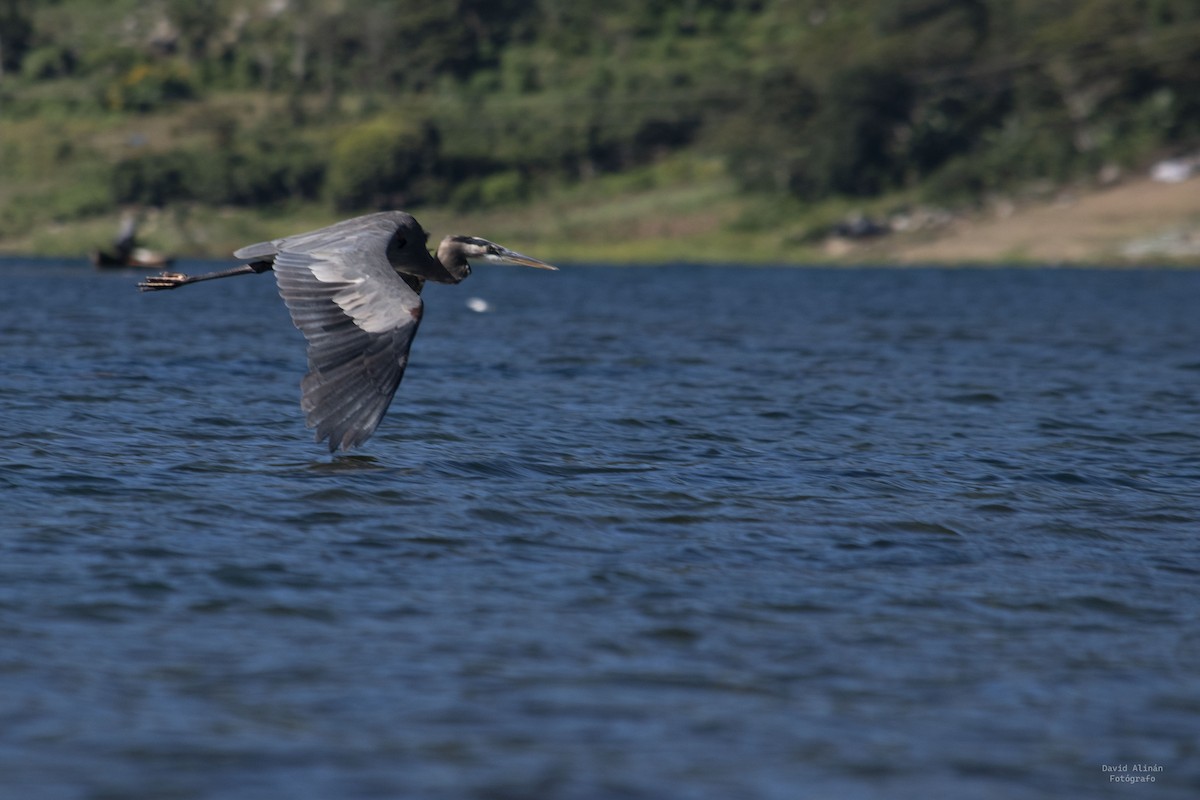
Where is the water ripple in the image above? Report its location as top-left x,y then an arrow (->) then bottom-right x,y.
2,263 -> 1200,799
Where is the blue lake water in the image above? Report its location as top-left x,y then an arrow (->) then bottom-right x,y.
1,258 -> 1199,799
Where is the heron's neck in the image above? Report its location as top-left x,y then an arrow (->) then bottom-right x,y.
438,254 -> 467,275
434,238 -> 471,282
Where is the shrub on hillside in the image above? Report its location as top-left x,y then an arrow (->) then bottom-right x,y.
326,117 -> 440,211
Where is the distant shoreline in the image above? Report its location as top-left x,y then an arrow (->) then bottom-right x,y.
3,174 -> 1197,267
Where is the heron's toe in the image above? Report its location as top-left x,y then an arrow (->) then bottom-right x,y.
137,272 -> 188,291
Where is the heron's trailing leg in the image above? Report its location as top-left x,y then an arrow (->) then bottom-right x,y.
138,261 -> 272,292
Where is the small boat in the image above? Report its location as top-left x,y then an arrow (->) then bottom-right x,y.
91,247 -> 175,270
90,211 -> 174,269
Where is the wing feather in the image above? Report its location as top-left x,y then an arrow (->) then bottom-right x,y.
267,214 -> 425,451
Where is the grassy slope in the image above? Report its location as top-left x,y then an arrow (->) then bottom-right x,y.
2,92 -> 1198,265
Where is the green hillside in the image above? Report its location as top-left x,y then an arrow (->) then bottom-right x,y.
2,0 -> 1199,261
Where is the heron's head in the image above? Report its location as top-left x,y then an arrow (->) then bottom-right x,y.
436,235 -> 558,281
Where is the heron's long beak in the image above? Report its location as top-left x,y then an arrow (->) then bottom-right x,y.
494,247 -> 558,271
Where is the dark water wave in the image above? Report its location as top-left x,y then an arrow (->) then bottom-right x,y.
2,259 -> 1199,799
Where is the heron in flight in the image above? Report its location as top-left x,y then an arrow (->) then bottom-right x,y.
139,211 -> 557,452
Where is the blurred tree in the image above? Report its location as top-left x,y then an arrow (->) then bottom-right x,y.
807,65 -> 915,197
111,151 -> 196,206
326,115 -> 440,210
0,0 -> 33,77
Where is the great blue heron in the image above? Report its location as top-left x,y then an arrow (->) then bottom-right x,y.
139,211 -> 557,452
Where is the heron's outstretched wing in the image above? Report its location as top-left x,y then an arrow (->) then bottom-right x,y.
263,214 -> 425,452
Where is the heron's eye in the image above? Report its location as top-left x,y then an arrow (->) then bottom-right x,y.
487,246 -> 501,256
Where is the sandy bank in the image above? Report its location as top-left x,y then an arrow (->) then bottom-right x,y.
881,174 -> 1200,265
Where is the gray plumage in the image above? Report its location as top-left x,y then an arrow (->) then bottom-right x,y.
140,211 -> 557,452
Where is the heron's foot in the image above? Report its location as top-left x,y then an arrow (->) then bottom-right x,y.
138,272 -> 190,292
